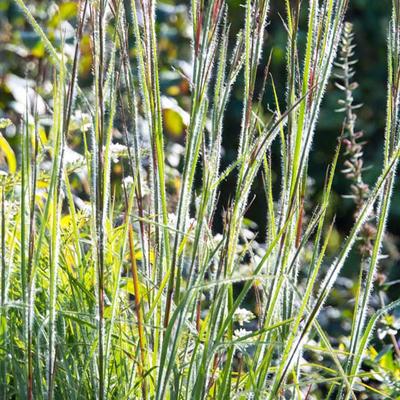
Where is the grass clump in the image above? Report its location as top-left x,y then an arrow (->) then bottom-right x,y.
0,0 -> 399,399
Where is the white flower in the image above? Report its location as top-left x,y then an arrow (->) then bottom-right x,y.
167,143 -> 184,167
64,146 -> 84,167
168,213 -> 177,227
233,328 -> 252,350
110,143 -> 127,153
109,143 -> 128,163
213,233 -> 223,245
80,114 -> 91,133
71,110 -> 91,133
123,176 -> 134,187
233,308 -> 255,326
167,152 -> 180,168
242,228 -> 255,240
233,328 -> 251,339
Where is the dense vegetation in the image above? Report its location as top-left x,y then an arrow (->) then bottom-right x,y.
0,0 -> 399,399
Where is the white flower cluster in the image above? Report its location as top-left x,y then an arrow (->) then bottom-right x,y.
233,308 -> 255,326
109,143 -> 128,163
233,328 -> 252,350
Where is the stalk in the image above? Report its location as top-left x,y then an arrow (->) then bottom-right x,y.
47,66 -> 65,399
128,222 -> 147,398
0,186 -> 7,398
340,3 -> 400,397
92,0 -> 107,397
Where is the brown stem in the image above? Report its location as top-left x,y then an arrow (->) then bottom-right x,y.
128,223 -> 147,399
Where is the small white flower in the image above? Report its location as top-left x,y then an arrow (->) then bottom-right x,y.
71,110 -> 91,133
233,308 -> 255,326
123,176 -> 134,187
167,152 -> 180,168
168,213 -> 177,227
167,143 -> 185,167
110,143 -> 127,153
80,115 -> 91,133
233,328 -> 251,339
64,146 -> 84,167
242,228 -> 255,240
233,328 -> 252,350
213,233 -> 223,244
109,143 -> 128,163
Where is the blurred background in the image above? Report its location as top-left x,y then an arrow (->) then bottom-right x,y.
0,0 -> 399,393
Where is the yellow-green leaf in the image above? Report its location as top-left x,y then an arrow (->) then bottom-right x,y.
164,108 -> 184,137
0,133 -> 17,174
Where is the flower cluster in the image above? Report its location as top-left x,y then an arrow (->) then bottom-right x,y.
336,23 -> 377,257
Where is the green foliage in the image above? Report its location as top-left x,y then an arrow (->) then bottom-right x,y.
0,0 -> 399,399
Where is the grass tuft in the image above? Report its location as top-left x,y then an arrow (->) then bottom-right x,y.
0,0 -> 399,398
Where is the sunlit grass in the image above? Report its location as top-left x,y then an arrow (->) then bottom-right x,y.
0,0 -> 399,399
